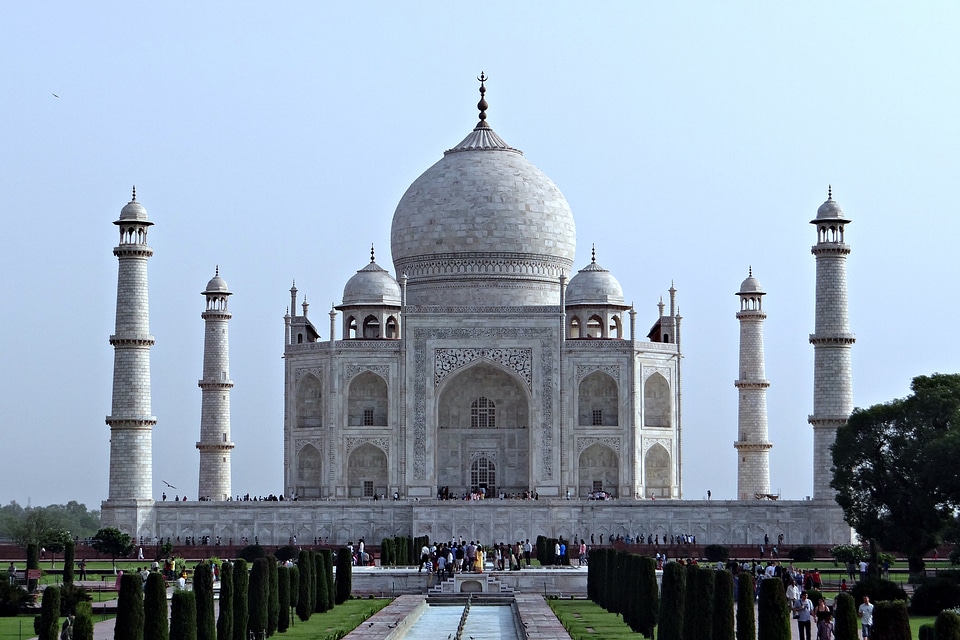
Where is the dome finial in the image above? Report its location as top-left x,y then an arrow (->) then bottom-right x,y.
215,265 -> 219,277
827,184 -> 833,200
748,265 -> 752,277
370,243 -> 376,263
131,185 -> 137,202
475,71 -> 490,130
591,243 -> 596,263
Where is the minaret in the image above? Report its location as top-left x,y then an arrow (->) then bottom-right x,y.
808,186 -> 854,500
197,267 -> 235,501
105,187 -> 156,510
734,267 -> 772,500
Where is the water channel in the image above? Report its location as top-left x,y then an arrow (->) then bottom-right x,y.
400,602 -> 522,640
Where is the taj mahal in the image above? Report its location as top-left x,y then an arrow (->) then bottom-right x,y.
101,76 -> 852,547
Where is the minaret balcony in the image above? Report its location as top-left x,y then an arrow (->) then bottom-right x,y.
734,380 -> 770,389
109,335 -> 156,347
733,441 -> 773,451
808,333 -> 856,345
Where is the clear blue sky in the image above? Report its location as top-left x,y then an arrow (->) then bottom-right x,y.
2,2 -> 958,509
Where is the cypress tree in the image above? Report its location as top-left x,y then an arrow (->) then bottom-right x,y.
657,561 -> 686,640
39,585 -> 61,640
586,547 -> 600,603
682,565 -> 699,640
232,558 -> 249,640
115,574 -> 144,640
832,592 -> 857,640
935,610 -> 960,640
757,575 -> 790,640
736,572 -> 756,640
268,557 -> 279,636
296,551 -> 312,621
169,590 -> 197,640
73,601 -> 94,640
144,572 -> 170,640
712,570 -> 735,640
248,558 -> 269,638
694,566 -> 715,640
335,547 -> 352,604
27,543 -> 40,593
192,563 -> 215,640
277,565 -> 290,633
872,600 -> 910,640
64,539 -> 76,585
288,565 -> 300,620
637,555 -> 659,638
380,538 -> 392,566
320,549 -> 335,611
217,561 -> 234,640
315,552 -> 329,613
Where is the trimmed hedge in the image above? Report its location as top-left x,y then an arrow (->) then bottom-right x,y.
736,572 -> 756,640
296,551 -> 312,621
73,601 -> 94,640
170,590 -> 197,640
757,576 -> 790,640
216,562 -> 233,640
911,577 -> 960,615
704,544 -> 729,562
658,561 -> 686,640
277,565 -> 290,633
247,558 -> 269,637
935,610 -> 960,640
335,547 -> 352,604
115,574 -> 144,640
268,557 -> 279,636
193,563 -> 215,640
144,573 -> 169,640
38,586 -> 60,640
872,600 -> 910,640
833,592 -> 858,640
713,570 -> 735,640
788,545 -> 816,562
851,578 -> 907,605
231,558 -> 249,640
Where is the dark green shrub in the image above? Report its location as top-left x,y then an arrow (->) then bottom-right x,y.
830,544 -> 865,565
637,555 -> 659,638
288,565 -> 300,612
170,590 -> 197,640
851,577 -> 907,604
682,564 -> 698,640
736,572 -> 756,640
833,592 -> 858,640
935,610 -> 960,640
693,567 -> 715,640
296,551 -> 312,621
658,561 -> 686,640
144,572 -> 169,640
277,565 -> 290,633
380,538 -> 393,566
38,586 -> 60,640
268,557 -> 279,636
247,558 -> 269,638
789,546 -> 816,562
911,577 -> 960,615
713,570 -> 735,640
63,539 -> 75,585
231,558 -> 249,640
74,601 -> 94,640
116,574 -> 144,640
704,544 -> 730,562
58,583 -> 91,615
216,562 -> 233,640
917,623 -> 935,640
807,589 -> 825,608
273,545 -> 297,563
872,600 -> 910,640
335,547 -> 352,604
757,576 -> 790,640
0,581 -> 31,616
193,563 -> 215,640
238,545 -> 266,563
314,552 -> 325,613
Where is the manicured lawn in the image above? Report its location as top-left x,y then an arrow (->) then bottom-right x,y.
548,597 -> 642,639
279,598 -> 390,639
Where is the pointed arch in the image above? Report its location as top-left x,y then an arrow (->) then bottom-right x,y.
586,315 -> 603,338
385,316 -> 399,339
578,443 -> 619,497
348,371 -> 388,426
644,443 -> 671,498
644,373 -> 671,428
578,371 -> 618,427
346,316 -> 358,339
362,315 -> 380,339
347,443 -> 388,498
608,315 -> 622,339
296,375 -> 322,428
296,444 -> 322,488
569,316 -> 581,339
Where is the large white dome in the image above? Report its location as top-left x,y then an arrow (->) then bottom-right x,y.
390,82 -> 576,306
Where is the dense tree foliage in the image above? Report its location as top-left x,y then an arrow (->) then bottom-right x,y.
335,547 -> 352,604
267,557 -> 279,636
231,559 -> 249,640
936,610 -> 960,640
193,563 -> 215,640
320,549 -> 335,611
657,561 -> 686,640
216,562 -> 233,640
38,585 -> 60,640
872,600 -> 911,640
73,601 -> 94,640
832,374 -> 960,576
91,527 -> 133,569
247,557 -> 269,637
170,590 -> 197,640
712,570 -> 735,640
63,538 -> 75,584
735,572 -> 756,640
277,565 -> 290,633
757,574 -> 790,640
0,501 -> 100,544
296,551 -> 312,621
115,574 -> 144,640
833,592 -> 858,640
144,572 -> 169,640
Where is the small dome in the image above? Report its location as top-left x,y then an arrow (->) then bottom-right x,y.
342,256 -> 401,307
738,268 -> 764,295
204,267 -> 230,294
814,186 -> 849,222
116,187 -> 152,225
566,254 -> 624,306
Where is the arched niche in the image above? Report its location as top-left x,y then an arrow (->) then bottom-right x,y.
296,444 -> 322,498
578,443 -> 619,497
362,315 -> 380,339
578,371 -> 619,427
347,371 -> 388,426
643,373 -> 671,428
644,443 -> 671,498
296,375 -> 322,428
569,316 -> 581,339
347,443 -> 388,498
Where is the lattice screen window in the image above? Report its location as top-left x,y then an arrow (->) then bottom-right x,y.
363,480 -> 374,497
363,409 -> 374,426
592,409 -> 603,426
470,397 -> 496,429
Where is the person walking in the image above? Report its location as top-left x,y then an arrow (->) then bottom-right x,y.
858,595 -> 874,639
793,591 -> 814,640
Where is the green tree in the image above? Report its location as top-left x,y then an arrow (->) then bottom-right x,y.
935,610 -> 960,640
232,559 -> 249,640
736,572 -> 756,640
657,561 -> 686,640
170,590 -> 197,640
63,538 -> 75,584
45,529 -> 72,567
217,562 -> 233,640
296,551 -> 312,621
192,563 -> 215,640
832,374 -> 960,577
757,574 -> 790,640
692,567 -> 715,640
833,592 -> 858,640
144,572 -> 170,640
682,564 -> 698,640
115,573 -> 144,640
288,565 -> 299,621
268,557 -> 279,636
313,552 -> 326,613
872,600 -> 910,640
38,585 -> 60,640
248,557 -> 269,638
27,543 -> 40,592
277,565 -> 290,633
321,549 -> 335,611
712,570 -> 735,640
9,509 -> 60,548
334,547 -> 352,604
91,527 -> 134,572
74,601 -> 95,640
636,555 -> 658,638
